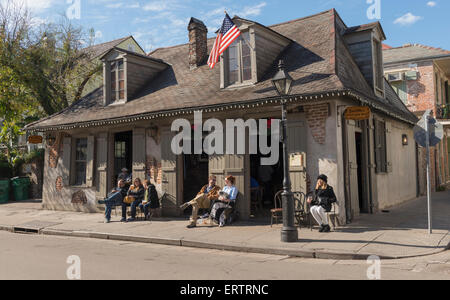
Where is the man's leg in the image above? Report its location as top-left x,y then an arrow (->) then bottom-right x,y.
188,194 -> 208,227
121,203 -> 128,221
105,204 -> 112,221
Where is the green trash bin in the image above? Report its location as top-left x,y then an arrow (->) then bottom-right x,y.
11,177 -> 30,201
0,179 -> 10,203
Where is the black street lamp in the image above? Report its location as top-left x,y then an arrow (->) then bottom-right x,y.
272,60 -> 298,243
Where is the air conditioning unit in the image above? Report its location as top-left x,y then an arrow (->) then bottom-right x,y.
387,72 -> 405,82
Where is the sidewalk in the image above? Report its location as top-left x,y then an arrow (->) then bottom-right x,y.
0,192 -> 449,260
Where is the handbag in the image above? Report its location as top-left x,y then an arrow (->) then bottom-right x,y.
123,196 -> 135,204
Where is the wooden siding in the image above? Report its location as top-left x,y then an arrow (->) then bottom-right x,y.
347,40 -> 374,87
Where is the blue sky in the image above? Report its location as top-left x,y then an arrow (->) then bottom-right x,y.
11,0 -> 450,52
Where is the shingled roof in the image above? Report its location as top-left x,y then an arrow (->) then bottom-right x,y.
82,36 -> 132,58
383,43 -> 450,65
26,9 -> 417,131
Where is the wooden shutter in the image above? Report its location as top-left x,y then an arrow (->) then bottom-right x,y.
287,114 -> 307,194
385,122 -> 392,173
96,133 -> 108,198
62,137 -> 72,185
161,128 -> 180,215
374,120 -> 382,173
132,128 -> 146,180
86,135 -> 95,187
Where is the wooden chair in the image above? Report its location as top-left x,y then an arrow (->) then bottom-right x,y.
326,203 -> 339,230
292,192 -> 308,228
270,190 -> 283,227
250,186 -> 263,215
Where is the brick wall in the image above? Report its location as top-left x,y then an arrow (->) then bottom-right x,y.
405,62 -> 436,115
304,103 -> 329,144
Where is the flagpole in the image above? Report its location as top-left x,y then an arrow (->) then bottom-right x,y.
223,10 -> 255,51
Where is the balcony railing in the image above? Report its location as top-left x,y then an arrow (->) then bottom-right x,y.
437,104 -> 450,119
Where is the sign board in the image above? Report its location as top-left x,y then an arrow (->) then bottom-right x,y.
289,153 -> 304,168
344,106 -> 371,120
413,112 -> 444,148
28,135 -> 43,144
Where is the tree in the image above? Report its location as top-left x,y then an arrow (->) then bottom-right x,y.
0,0 -> 102,117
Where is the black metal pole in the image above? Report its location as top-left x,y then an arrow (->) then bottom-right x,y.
280,101 -> 298,243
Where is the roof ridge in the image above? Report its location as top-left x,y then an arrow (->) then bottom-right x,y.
83,35 -> 131,50
384,43 -> 450,53
149,9 -> 334,56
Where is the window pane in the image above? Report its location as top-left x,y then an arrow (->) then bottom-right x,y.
119,70 -> 124,80
118,60 -> 124,70
228,43 -> 239,84
119,80 -> 125,90
76,138 -> 87,161
119,90 -> 125,100
75,162 -> 86,185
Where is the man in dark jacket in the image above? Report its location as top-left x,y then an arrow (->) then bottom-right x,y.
307,174 -> 337,232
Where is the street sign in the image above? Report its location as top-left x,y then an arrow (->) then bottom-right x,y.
413,110 -> 444,235
413,112 -> 443,148
344,106 -> 371,120
28,135 -> 43,144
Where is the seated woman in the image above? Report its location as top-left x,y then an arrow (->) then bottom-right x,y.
139,179 -> 160,220
210,175 -> 238,227
307,174 -> 337,233
122,178 -> 145,222
98,179 -> 129,223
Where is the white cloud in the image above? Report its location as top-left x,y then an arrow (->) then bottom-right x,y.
0,0 -> 57,12
142,1 -> 168,12
427,1 -> 437,7
236,2 -> 267,18
393,13 -> 423,26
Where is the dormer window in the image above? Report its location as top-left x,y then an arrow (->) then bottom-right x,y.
219,18 -> 291,89
101,47 -> 168,106
111,60 -> 125,102
226,31 -> 252,85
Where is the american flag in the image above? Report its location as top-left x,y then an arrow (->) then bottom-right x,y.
207,13 -> 241,69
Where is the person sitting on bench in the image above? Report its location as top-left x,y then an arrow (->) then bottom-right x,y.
210,175 -> 238,228
180,175 -> 221,229
307,174 -> 337,233
98,179 -> 129,223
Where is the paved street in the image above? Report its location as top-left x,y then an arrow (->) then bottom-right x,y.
0,231 -> 449,280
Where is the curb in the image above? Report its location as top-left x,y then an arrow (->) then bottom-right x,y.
1,225 -> 448,261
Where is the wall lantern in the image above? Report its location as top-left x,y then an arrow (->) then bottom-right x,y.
402,134 -> 408,146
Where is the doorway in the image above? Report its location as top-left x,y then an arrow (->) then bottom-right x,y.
182,132 -> 209,215
355,131 -> 368,213
114,131 -> 132,182
250,120 -> 284,218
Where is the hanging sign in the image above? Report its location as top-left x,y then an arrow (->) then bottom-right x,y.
344,106 -> 371,120
28,135 -> 43,144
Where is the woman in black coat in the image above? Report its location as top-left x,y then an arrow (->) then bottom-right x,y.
307,174 -> 337,232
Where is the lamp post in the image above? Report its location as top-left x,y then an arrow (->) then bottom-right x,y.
272,60 -> 298,243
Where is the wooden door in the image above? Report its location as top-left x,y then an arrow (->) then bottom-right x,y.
287,114 -> 307,194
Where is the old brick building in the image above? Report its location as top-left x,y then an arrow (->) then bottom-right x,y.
26,9 -> 418,223
384,44 -> 450,192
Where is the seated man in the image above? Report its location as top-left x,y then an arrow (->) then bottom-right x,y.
98,179 -> 129,223
179,175 -> 221,228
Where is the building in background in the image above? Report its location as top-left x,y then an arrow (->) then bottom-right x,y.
384,44 -> 450,192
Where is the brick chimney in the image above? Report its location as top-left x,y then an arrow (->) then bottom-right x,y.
188,17 -> 208,69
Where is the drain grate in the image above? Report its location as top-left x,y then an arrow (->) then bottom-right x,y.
13,220 -> 62,234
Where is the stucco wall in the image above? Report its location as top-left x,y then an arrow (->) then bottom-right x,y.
42,137 -> 100,213
375,118 -> 417,209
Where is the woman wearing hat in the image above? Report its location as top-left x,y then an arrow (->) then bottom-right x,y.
307,174 -> 337,232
